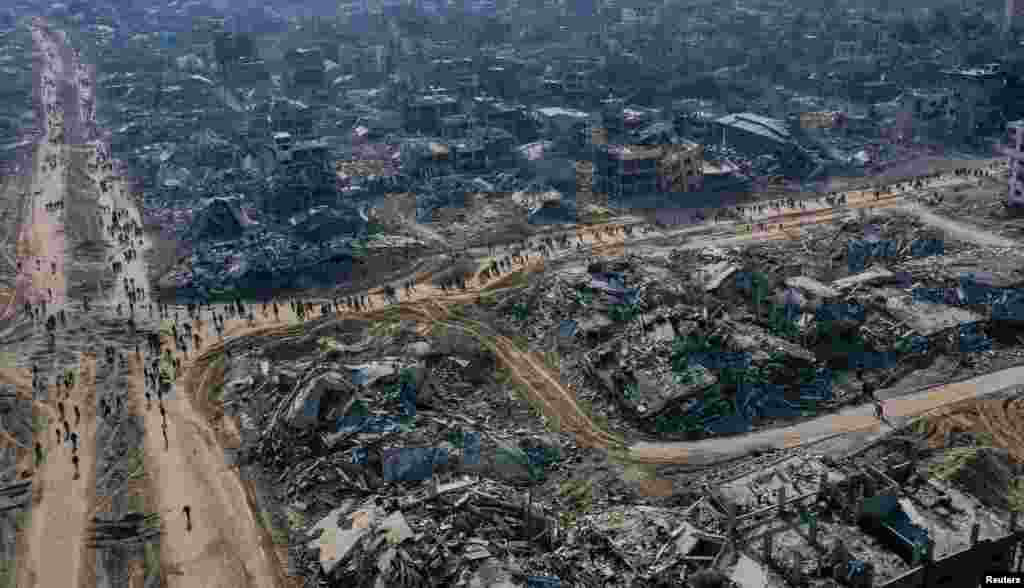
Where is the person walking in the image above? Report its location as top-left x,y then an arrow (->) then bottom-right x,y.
183,505 -> 192,532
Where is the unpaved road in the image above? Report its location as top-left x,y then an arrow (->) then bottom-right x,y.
9,20 -> 287,588
15,22 -> 94,588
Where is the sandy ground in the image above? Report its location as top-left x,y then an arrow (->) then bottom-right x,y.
18,356 -> 97,588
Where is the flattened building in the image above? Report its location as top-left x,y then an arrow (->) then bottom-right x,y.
712,112 -> 797,162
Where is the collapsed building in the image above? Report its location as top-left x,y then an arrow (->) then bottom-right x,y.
704,445 -> 1024,588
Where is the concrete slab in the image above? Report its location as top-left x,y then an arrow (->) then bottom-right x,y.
731,554 -> 769,588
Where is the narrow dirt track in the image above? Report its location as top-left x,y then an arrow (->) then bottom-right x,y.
172,165 -> 1005,471
6,19 -> 291,588
17,354 -> 97,588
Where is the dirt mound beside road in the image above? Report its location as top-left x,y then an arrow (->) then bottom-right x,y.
919,396 -> 1024,463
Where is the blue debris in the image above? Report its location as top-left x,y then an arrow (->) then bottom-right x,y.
847,351 -> 896,370
734,271 -> 754,292
847,560 -> 867,580
463,432 -> 481,466
912,287 -> 953,305
799,369 -> 833,401
399,379 -> 417,418
910,237 -> 943,258
993,298 -> 1024,321
704,414 -> 751,435
816,302 -> 865,322
688,351 -> 751,370
957,322 -> 991,353
350,368 -> 370,387
958,275 -> 1002,305
527,576 -> 561,588
335,415 -> 402,434
351,447 -> 368,465
303,395 -> 321,419
558,320 -> 578,339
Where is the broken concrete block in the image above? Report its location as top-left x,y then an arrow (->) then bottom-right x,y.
286,371 -> 353,429
405,341 -> 432,357
727,322 -> 815,364
464,537 -> 493,561
379,511 -> 414,545
305,500 -> 417,578
577,313 -> 615,337
467,559 -> 520,588
784,276 -> 839,300
629,367 -> 715,418
345,361 -> 398,387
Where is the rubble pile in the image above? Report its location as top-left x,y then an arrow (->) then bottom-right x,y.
216,313 -> 761,587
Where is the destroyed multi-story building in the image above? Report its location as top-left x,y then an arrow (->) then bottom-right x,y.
533,106 -> 591,156
269,137 -> 335,215
285,47 -> 326,97
942,64 -> 1006,142
405,93 -> 459,134
593,140 -> 704,200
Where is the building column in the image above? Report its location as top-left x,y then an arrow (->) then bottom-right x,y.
972,510 -> 982,546
727,502 -> 737,539
808,512 -> 818,546
791,550 -> 803,583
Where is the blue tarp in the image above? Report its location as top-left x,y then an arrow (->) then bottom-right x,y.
335,415 -> 402,434
688,373 -> 833,434
704,414 -> 751,435
303,395 -> 320,419
957,322 -> 991,352
399,380 -> 417,417
383,447 -> 449,482
863,495 -> 930,552
463,432 -> 481,465
527,577 -> 561,588
687,351 -> 751,370
350,447 -> 368,465
558,320 -> 578,339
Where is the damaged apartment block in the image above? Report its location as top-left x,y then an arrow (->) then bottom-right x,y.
697,444 -> 1024,588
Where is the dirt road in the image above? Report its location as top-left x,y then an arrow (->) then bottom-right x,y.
18,356 -> 97,588
7,20 -> 288,588
13,22 -> 96,588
